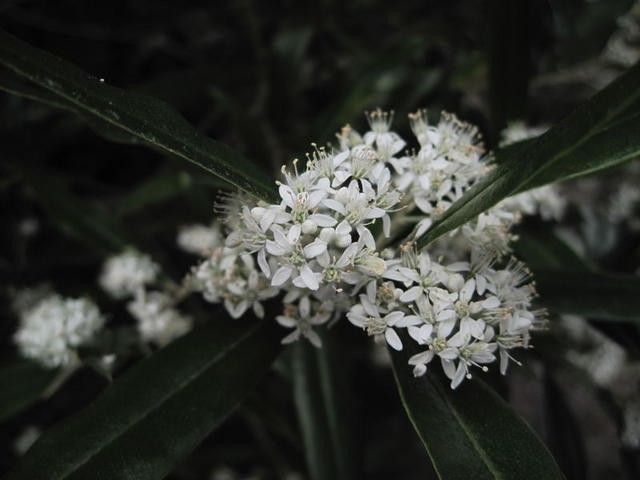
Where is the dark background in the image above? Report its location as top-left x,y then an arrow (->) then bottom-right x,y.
1,1 -> 638,479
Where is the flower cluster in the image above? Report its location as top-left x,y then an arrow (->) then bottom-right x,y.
349,250 -> 541,388
99,250 -> 160,299
99,250 -> 192,346
127,290 -> 192,346
13,294 -> 105,368
182,108 -> 552,387
192,244 -> 279,319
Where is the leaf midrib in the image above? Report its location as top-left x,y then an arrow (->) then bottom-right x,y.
392,362 -> 494,480
515,81 -> 640,191
0,33 -> 277,202
49,322 -> 262,479
428,377 -> 504,480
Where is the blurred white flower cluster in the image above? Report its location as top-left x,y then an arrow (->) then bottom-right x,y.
562,314 -> 640,448
183,109 -> 556,388
100,250 -> 192,347
99,249 -> 159,299
13,293 -> 105,368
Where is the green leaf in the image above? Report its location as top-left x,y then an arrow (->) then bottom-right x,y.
116,170 -> 193,217
291,331 -> 359,480
0,67 -> 144,144
390,340 -> 565,480
512,225 -> 592,272
417,60 -> 640,248
543,374 -> 587,480
0,359 -> 58,423
0,28 -> 278,202
8,318 -> 282,480
533,270 -> 640,322
512,226 -> 638,322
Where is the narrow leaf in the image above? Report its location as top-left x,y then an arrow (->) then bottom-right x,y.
0,29 -> 278,202
0,66 -> 151,144
0,359 -> 58,423
512,227 -> 639,322
512,225 -> 592,272
390,340 -> 565,480
8,318 -> 282,480
291,331 -> 359,480
417,60 -> 640,248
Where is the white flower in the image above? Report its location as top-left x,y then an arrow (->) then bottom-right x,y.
347,293 -> 415,351
276,296 -> 332,347
14,295 -> 105,368
177,224 -> 222,255
193,247 -> 278,318
324,180 -> 385,227
499,121 -> 547,146
99,250 -> 159,299
127,290 -> 192,346
364,109 -> 406,160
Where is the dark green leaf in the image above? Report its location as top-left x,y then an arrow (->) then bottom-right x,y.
8,318 -> 282,480
0,359 -> 58,423
390,339 -> 565,480
291,331 -> 359,480
417,61 -> 640,248
543,374 -> 587,480
0,66 -> 143,144
512,226 -> 638,322
513,225 -> 592,272
534,270 -> 640,322
0,29 -> 278,202
116,170 -> 193,217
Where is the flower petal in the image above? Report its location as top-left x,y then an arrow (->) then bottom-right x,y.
271,266 -> 293,286
385,328 -> 403,351
300,265 -> 320,290
303,240 -> 327,259
399,286 -> 423,303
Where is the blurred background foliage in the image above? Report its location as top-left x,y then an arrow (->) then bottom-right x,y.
1,0 -> 639,479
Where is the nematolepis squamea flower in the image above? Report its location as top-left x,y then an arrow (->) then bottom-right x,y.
181,108 -> 553,388
13,294 -> 105,368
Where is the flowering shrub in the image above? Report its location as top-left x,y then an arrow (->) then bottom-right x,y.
2,3 -> 640,479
